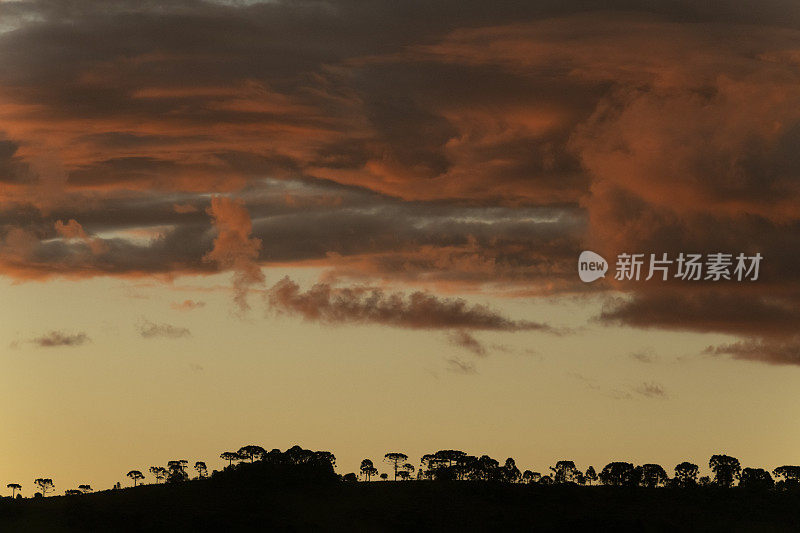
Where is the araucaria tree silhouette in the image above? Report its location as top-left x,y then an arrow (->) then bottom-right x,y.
709,455 -> 741,488
384,452 -> 408,481
167,461 -> 189,483
220,452 -> 241,467
641,464 -> 669,488
360,459 -> 378,481
195,461 -> 208,479
599,463 -> 635,486
78,484 -> 92,493
127,470 -> 144,487
237,445 -> 266,462
740,468 -> 774,490
150,466 -> 167,483
7,483 -> 21,498
551,460 -> 579,484
34,478 -> 54,497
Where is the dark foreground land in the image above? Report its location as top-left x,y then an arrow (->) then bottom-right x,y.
1,481 -> 800,532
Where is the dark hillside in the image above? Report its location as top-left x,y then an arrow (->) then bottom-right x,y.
2,478 -> 800,532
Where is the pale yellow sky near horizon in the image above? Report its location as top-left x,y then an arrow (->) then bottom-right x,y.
1,267 -> 798,493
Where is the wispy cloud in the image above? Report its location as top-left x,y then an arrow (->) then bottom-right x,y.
268,276 -> 555,332
629,348 -> 658,364
448,330 -> 488,357
136,319 -> 191,339
633,381 -> 668,399
446,357 -> 477,375
705,337 -> 800,366
170,300 -> 206,311
569,372 -> 668,400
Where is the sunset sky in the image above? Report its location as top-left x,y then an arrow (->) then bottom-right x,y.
1,0 -> 800,492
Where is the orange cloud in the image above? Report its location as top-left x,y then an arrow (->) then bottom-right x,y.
54,219 -> 107,254
203,197 -> 265,312
0,3 -> 796,356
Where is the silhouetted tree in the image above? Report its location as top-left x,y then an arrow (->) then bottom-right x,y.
428,450 -> 467,480
78,484 -> 92,493
437,450 -> 467,466
384,452 -> 408,480
261,449 -> 283,464
313,451 -> 337,468
740,468 -> 774,490
640,464 -> 668,488
420,453 -> 446,480
380,473 -> 388,481
342,473 -> 358,483
167,461 -> 189,483
674,462 -> 699,487
482,455 -> 504,481
7,483 -> 20,498
65,489 -> 82,496
585,466 -> 597,486
599,462 -> 635,486
772,466 -> 800,490
220,452 -> 241,467
127,470 -> 144,486
629,466 -> 644,487
195,461 -> 208,479
551,460 -> 579,484
522,471 -> 541,484
150,466 -> 167,483
503,458 -> 521,483
538,475 -> 553,485
360,459 -> 378,481
698,476 -> 711,487
455,455 -> 478,481
34,478 -> 54,497
709,455 -> 741,488
397,470 -> 411,481
238,445 -> 266,462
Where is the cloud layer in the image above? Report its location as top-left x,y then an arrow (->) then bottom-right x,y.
0,1 -> 798,361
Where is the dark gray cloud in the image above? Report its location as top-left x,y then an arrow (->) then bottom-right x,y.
32,331 -> 90,347
598,289 -> 800,338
